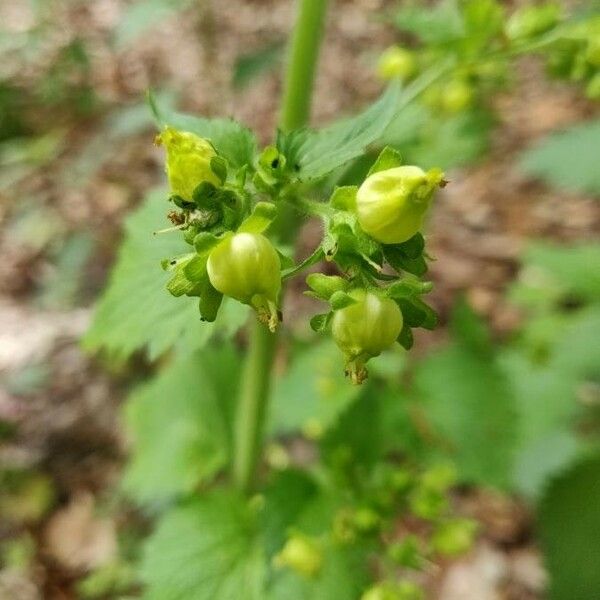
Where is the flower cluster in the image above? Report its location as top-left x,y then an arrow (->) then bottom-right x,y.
157,128 -> 443,383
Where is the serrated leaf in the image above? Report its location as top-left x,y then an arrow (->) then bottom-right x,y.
122,347 -> 240,503
84,190 -> 247,360
539,454 -> 600,600
277,82 -> 401,180
269,341 -> 362,435
367,146 -> 403,176
519,119 -> 600,196
140,491 -> 265,600
150,95 -> 257,169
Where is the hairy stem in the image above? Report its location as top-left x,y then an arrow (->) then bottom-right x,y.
232,0 -> 329,493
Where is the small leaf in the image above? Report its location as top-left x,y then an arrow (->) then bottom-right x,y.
210,156 -> 228,185
397,324 -> 414,350
238,202 -> 278,234
329,186 -> 358,211
309,313 -> 331,333
305,274 -> 348,301
367,146 -> 403,176
397,297 -> 437,330
329,291 -> 357,311
383,244 -> 428,276
199,281 -> 223,322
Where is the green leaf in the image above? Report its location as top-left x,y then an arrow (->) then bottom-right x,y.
261,470 -> 319,558
269,341 -> 362,435
238,202 -> 278,234
309,313 -> 331,333
415,309 -> 518,487
84,190 -> 247,360
122,347 -> 240,503
539,454 -> 600,600
140,491 -> 265,600
367,146 -> 403,176
519,120 -> 600,196
150,95 -> 257,169
329,186 -> 358,211
277,82 -> 401,180
233,42 -> 284,89
394,0 -> 464,44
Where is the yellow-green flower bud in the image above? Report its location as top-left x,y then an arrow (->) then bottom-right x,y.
273,534 -> 322,578
377,46 -> 416,82
155,127 -> 221,201
207,232 -> 281,331
331,289 -> 403,384
440,79 -> 473,114
356,166 -> 444,244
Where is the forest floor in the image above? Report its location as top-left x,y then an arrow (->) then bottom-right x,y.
0,0 -> 598,598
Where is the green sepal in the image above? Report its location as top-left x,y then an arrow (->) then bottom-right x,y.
170,195 -> 195,210
329,290 -> 358,311
397,324 -> 414,350
277,249 -> 296,271
367,146 -> 403,177
305,273 -> 349,301
183,253 -> 209,282
210,156 -> 228,185
309,312 -> 331,333
329,186 -> 358,211
387,276 -> 433,300
396,297 -> 438,330
199,280 -> 223,322
238,201 -> 278,234
192,182 -> 219,209
258,145 -> 286,174
193,231 -> 221,255
165,255 -> 204,298
383,243 -> 428,276
161,253 -> 195,272
235,164 -> 248,188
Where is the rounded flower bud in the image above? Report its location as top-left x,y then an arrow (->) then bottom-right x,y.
377,46 -> 416,82
331,289 -> 403,384
207,232 -> 281,331
155,127 -> 221,201
356,166 -> 444,244
440,79 -> 473,114
273,534 -> 322,578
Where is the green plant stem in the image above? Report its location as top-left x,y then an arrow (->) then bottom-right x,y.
280,0 -> 329,131
232,0 -> 329,493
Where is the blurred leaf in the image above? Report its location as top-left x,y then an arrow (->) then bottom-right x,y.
233,42 -> 284,89
114,0 -> 193,49
84,189 -> 248,360
150,95 -> 258,169
261,470 -> 319,558
394,0 -> 464,44
539,453 -> 600,600
415,307 -> 518,487
269,341 -> 362,435
140,492 -> 265,600
512,430 -> 580,500
519,119 -> 600,196
267,543 -> 368,600
509,242 -> 600,309
123,346 -> 240,504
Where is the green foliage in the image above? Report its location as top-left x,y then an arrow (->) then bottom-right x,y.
415,304 -> 518,487
84,189 -> 247,360
277,82 -> 401,180
140,492 -> 265,600
539,454 -> 600,600
519,119 -> 600,196
123,346 -> 240,504
269,341 -> 362,436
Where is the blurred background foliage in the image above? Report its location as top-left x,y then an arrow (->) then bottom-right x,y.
0,0 -> 598,599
